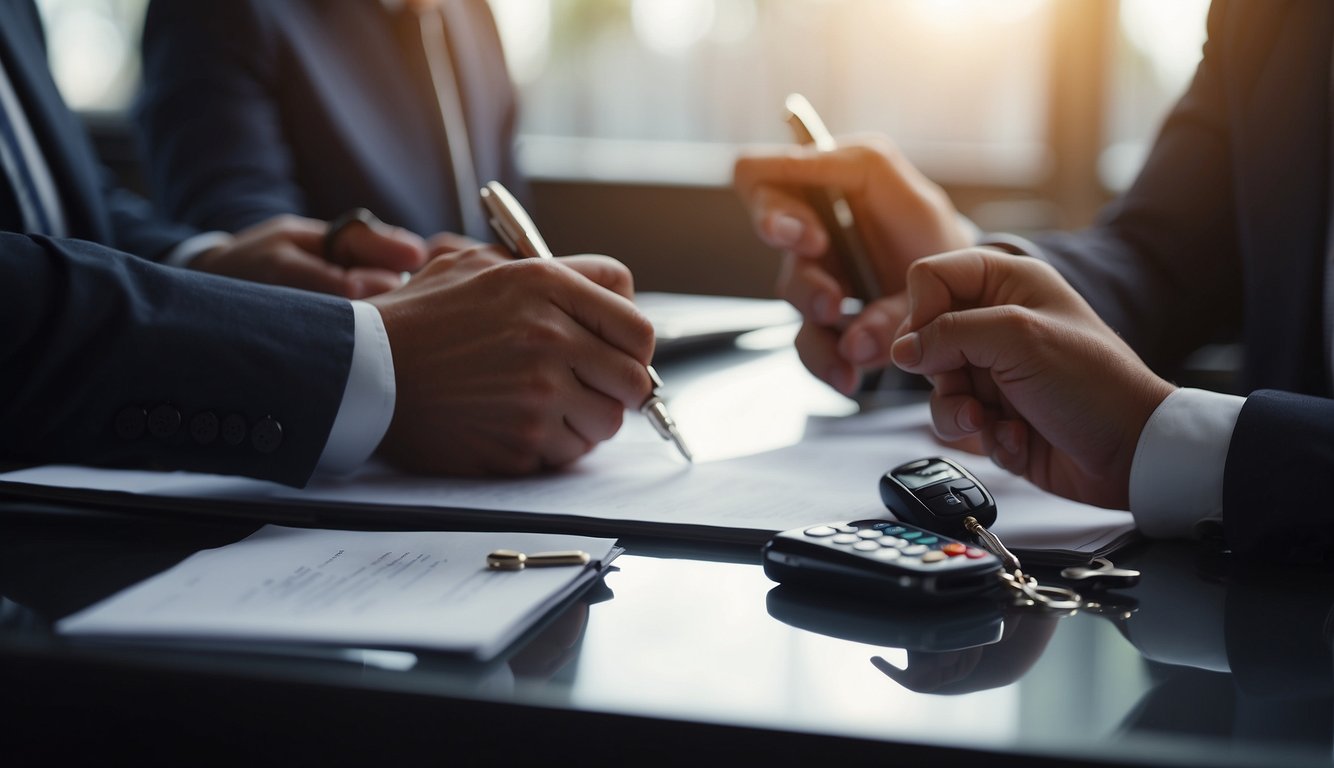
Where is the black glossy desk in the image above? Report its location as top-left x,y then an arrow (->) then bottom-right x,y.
3,343 -> 1332,766
3,500 -> 1332,767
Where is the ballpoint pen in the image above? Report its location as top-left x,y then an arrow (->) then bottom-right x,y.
479,181 -> 693,462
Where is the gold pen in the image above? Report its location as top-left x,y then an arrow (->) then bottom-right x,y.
479,181 -> 693,462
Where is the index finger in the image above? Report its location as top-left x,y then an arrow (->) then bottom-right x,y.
734,146 -> 874,201
545,261 -> 656,365
904,248 -> 1059,332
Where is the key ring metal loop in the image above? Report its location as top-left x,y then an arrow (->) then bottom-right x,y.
999,570 -> 1083,612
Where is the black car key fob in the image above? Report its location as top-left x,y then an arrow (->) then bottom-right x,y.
879,457 -> 997,539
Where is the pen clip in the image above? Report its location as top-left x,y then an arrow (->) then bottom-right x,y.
480,181 -> 555,260
784,93 -> 837,152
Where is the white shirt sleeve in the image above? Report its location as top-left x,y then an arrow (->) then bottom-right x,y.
315,300 -> 397,474
162,231 -> 234,268
1129,388 -> 1246,538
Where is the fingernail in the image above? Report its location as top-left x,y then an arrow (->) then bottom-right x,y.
890,332 -> 922,367
771,214 -> 804,246
958,406 -> 976,433
847,329 -> 878,364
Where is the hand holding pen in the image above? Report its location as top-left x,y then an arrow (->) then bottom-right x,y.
481,181 -> 693,462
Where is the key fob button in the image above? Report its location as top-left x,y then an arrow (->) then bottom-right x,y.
921,551 -> 948,563
853,540 -> 880,552
917,482 -> 954,499
856,529 -> 883,539
942,543 -> 967,556
965,548 -> 989,559
880,537 -> 906,548
927,492 -> 970,516
804,526 -> 837,537
835,525 -> 857,534
902,544 -> 928,556
873,548 -> 902,560
957,487 -> 988,509
916,536 -> 939,546
831,534 -> 859,545
899,531 -> 923,540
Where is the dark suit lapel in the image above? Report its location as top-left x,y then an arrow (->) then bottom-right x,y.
0,1 -> 110,241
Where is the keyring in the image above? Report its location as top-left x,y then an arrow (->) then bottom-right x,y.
324,207 -> 382,266
999,570 -> 1082,612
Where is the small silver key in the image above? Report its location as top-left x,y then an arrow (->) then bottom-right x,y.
1060,557 -> 1141,589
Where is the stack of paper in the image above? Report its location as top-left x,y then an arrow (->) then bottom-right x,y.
57,527 -> 620,661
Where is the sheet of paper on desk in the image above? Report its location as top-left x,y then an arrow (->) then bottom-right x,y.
0,403 -> 1135,562
57,527 -> 619,660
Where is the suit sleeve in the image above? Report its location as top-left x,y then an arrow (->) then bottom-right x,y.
1222,391 -> 1334,562
101,181 -> 202,260
1026,0 -> 1244,375
0,233 -> 353,486
136,0 -> 307,232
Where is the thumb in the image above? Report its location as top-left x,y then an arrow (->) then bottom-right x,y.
334,219 -> 428,272
891,304 -> 1039,378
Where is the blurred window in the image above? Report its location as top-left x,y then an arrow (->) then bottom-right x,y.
38,0 -> 1210,192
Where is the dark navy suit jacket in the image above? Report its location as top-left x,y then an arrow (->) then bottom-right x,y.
0,0 -> 353,487
136,0 -> 524,237
1030,0 -> 1334,560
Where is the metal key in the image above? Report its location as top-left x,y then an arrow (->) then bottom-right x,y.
486,549 -> 590,571
1060,557 -> 1141,589
962,515 -> 1083,611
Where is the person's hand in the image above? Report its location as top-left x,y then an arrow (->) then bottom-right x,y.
426,230 -> 485,258
889,248 -> 1176,509
189,214 -> 427,298
733,136 -> 973,394
418,242 -> 514,287
368,250 -> 655,475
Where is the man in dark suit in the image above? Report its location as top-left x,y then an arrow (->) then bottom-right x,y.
733,0 -> 1334,560
137,0 -> 521,254
1,0 -> 656,484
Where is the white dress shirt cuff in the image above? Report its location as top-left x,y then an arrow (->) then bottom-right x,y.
1129,388 -> 1245,538
163,231 -> 233,268
316,300 -> 397,474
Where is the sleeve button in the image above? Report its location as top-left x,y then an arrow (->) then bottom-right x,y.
251,417 -> 283,454
221,414 -> 247,446
114,406 -> 146,441
147,404 -> 182,438
189,411 -> 219,445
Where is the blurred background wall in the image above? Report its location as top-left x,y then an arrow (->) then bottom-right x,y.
40,0 -> 1209,297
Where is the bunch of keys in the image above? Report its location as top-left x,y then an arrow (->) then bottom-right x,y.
881,457 -> 1140,611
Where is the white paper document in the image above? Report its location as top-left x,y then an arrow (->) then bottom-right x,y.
1,403 -> 1136,561
57,527 -> 619,660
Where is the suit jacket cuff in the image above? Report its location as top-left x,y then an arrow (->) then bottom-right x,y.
1129,387 -> 1243,537
162,231 -> 233,268
317,300 -> 396,474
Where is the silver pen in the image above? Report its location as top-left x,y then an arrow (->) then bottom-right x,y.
479,181 -> 693,462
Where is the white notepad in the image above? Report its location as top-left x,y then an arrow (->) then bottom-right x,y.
57,527 -> 619,661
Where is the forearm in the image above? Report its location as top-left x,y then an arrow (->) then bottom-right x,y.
0,233 -> 352,486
